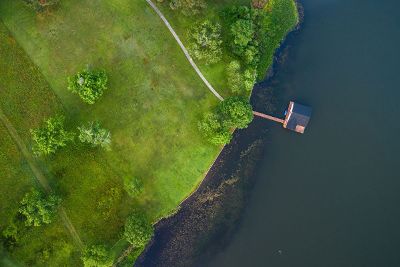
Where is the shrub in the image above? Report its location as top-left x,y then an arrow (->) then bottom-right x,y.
2,222 -> 19,249
169,0 -> 206,16
31,115 -> 74,156
218,96 -> 254,129
227,61 -> 257,93
188,20 -> 223,64
124,213 -> 153,248
19,189 -> 61,227
78,121 -> 111,150
227,61 -> 243,94
81,245 -> 113,267
68,68 -> 108,104
243,68 -> 257,91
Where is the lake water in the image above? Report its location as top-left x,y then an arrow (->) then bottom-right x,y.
205,0 -> 400,266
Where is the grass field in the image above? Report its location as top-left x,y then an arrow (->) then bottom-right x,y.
0,0 -> 298,265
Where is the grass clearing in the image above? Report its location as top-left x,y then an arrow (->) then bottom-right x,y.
0,0 -> 298,265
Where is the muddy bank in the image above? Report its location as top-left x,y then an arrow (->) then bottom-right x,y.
135,120 -> 268,267
135,4 -> 304,266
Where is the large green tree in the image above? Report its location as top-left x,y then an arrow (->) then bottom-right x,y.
219,96 -> 254,129
123,213 -> 153,248
198,97 -> 253,145
188,20 -> 223,64
68,68 -> 108,104
19,189 -> 61,227
81,245 -> 112,267
30,115 -> 74,156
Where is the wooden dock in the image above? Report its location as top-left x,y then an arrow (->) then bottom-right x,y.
253,111 -> 284,124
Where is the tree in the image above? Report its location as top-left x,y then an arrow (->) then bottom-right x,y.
218,96 -> 254,129
78,121 -> 111,150
68,68 -> 108,104
81,245 -> 113,267
123,213 -> 153,248
18,189 -> 61,227
230,19 -> 255,53
31,115 -> 74,156
188,20 -> 223,64
169,0 -> 206,16
198,113 -> 232,145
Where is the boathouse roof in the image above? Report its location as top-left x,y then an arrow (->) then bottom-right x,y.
283,102 -> 312,134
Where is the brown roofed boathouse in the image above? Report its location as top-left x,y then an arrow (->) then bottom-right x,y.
253,101 -> 312,134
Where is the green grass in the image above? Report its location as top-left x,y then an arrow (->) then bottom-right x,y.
0,0 -> 219,265
0,0 -> 298,265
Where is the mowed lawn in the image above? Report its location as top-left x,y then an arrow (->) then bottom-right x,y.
0,0 -> 220,265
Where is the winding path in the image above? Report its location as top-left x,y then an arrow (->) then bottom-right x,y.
0,109 -> 84,249
145,0 -> 224,101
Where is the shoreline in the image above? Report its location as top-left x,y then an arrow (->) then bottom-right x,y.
135,2 -> 305,266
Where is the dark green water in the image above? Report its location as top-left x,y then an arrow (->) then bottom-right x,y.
207,0 -> 400,266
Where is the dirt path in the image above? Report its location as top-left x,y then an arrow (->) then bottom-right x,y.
0,109 -> 84,249
145,0 -> 224,101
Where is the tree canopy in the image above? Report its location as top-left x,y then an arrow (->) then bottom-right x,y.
19,189 -> 61,227
218,96 -> 254,129
68,68 -> 108,104
81,245 -> 113,267
30,115 -> 74,156
198,97 -> 253,145
123,213 -> 153,248
188,20 -> 223,65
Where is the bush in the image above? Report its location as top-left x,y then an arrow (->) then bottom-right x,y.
19,189 -> 61,227
124,213 -> 153,248
227,61 -> 242,94
81,245 -> 113,267
68,68 -> 108,104
169,0 -> 206,16
31,115 -> 74,156
227,61 -> 257,93
188,20 -> 223,64
2,222 -> 19,249
218,96 -> 254,129
78,121 -> 111,150
243,68 -> 257,91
